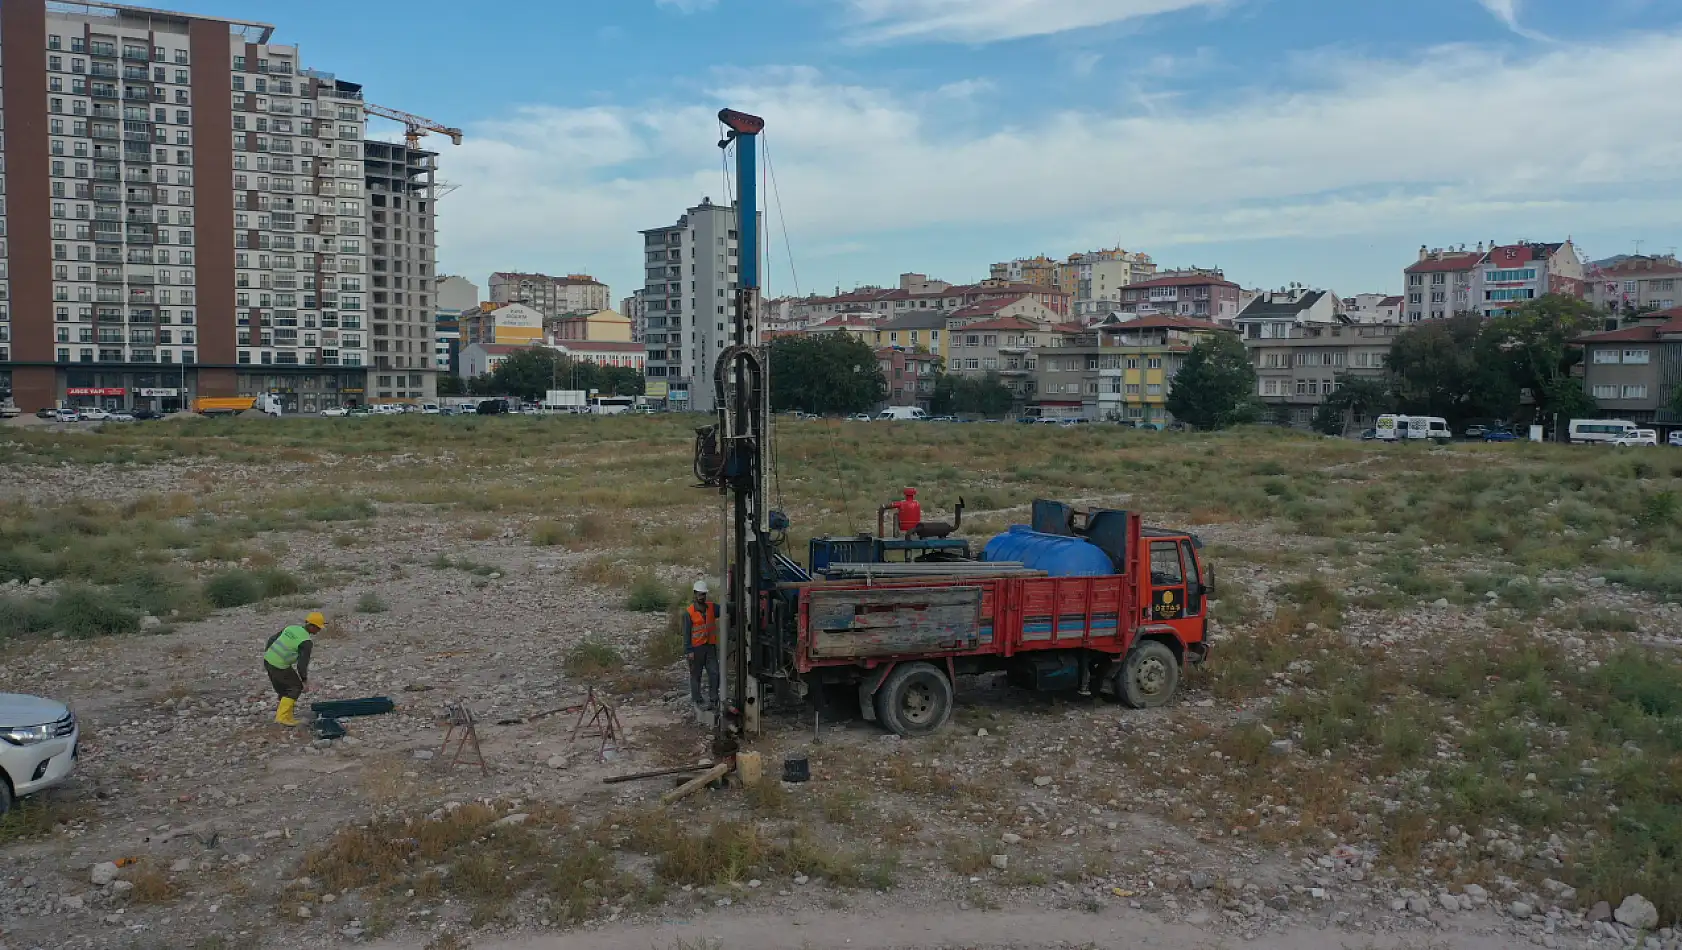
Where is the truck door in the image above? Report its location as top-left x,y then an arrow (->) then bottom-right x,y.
1147,540 -> 1188,621
1179,539 -> 1205,619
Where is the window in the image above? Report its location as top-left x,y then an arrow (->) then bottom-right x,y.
1484,268 -> 1537,283
1621,385 -> 1648,400
1149,541 -> 1184,584
1623,348 -> 1650,365
1592,385 -> 1619,400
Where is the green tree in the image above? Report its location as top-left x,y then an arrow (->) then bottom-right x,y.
1384,313 -> 1508,421
477,347 -> 647,402
1311,374 -> 1394,435
1478,295 -> 1603,427
930,370 -> 1015,417
1166,333 -> 1258,430
768,334 -> 888,414
436,374 -> 466,396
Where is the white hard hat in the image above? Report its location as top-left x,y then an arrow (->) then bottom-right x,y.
693,580 -> 710,594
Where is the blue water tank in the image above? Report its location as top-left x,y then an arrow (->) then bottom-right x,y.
983,525 -> 1114,577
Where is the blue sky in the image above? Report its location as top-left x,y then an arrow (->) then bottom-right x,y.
183,0 -> 1682,301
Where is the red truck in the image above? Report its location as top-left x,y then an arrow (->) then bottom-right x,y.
771,501 -> 1212,737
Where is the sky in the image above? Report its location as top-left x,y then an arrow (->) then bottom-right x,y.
175,0 -> 1682,301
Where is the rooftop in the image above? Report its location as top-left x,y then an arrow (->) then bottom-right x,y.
1237,290 -> 1331,321
1405,251 -> 1485,274
1123,274 -> 1240,290
49,1 -> 274,42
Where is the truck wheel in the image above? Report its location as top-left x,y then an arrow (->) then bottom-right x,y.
1117,641 -> 1179,709
875,662 -> 954,737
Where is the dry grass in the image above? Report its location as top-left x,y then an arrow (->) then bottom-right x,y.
123,863 -> 179,905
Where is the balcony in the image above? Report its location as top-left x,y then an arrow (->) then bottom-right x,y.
124,232 -> 154,246
95,269 -> 124,283
91,126 -> 119,141
93,167 -> 121,182
92,185 -> 122,202
122,66 -> 150,81
94,207 -> 123,222
90,42 -> 117,58
123,88 -> 153,102
95,248 -> 123,263
91,85 -> 120,100
90,63 -> 118,79
125,187 -> 153,204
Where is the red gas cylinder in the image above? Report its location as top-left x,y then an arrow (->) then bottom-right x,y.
891,488 -> 921,533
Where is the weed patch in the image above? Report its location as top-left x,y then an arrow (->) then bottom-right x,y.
564,637 -> 624,678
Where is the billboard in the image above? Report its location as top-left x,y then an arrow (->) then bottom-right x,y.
645,380 -> 669,398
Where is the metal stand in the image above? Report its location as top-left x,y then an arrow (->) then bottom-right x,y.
568,685 -> 626,761
440,699 -> 487,775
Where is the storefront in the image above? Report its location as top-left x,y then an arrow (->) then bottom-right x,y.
137,387 -> 185,413
66,386 -> 128,410
236,371 -> 366,414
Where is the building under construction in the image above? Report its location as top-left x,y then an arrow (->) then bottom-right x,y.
363,140 -> 441,402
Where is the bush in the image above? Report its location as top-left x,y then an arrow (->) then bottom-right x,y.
204,570 -> 263,608
529,520 -> 568,547
626,574 -> 674,613
642,610 -> 688,669
0,596 -> 56,640
563,637 -> 623,678
51,585 -> 141,638
356,591 -> 389,614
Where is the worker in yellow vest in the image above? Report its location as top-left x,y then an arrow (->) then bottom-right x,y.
263,611 -> 325,726
681,581 -> 719,710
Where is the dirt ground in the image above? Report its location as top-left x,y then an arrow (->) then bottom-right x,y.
1,420 -> 1679,950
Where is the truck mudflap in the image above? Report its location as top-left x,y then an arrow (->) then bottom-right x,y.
1186,641 -> 1210,667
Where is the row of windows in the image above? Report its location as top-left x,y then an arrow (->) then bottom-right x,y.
1487,289 -> 1536,302
53,305 -> 195,323
47,54 -> 190,85
50,140 -> 193,165
1260,378 -> 1341,396
48,35 -> 189,65
55,347 -> 196,364
54,244 -> 193,265
1590,348 -> 1651,365
54,285 -> 194,303
1591,384 -> 1649,400
238,351 -> 365,367
52,203 -> 194,225
56,327 -> 196,344
1485,268 -> 1537,283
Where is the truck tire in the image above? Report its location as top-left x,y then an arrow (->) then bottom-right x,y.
1117,640 -> 1179,709
874,662 -> 954,737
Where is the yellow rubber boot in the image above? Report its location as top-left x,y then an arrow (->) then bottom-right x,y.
275,696 -> 300,727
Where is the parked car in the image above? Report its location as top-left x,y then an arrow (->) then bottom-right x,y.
53,408 -> 82,423
1359,428 -> 1378,441
320,407 -> 350,417
1463,424 -> 1488,438
0,693 -> 79,816
129,408 -> 161,421
79,407 -> 111,422
929,415 -> 959,423
1670,431 -> 1682,448
106,411 -> 136,422
1613,429 -> 1659,447
347,406 -> 372,417
1483,429 -> 1517,442
846,413 -> 872,422
35,408 -> 57,420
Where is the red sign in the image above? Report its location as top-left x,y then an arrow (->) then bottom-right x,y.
66,387 -> 126,396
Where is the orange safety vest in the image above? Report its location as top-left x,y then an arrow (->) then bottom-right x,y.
687,602 -> 718,648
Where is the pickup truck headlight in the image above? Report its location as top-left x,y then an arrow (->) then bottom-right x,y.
1,724 -> 57,746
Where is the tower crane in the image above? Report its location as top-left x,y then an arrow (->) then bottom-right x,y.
364,102 -> 463,149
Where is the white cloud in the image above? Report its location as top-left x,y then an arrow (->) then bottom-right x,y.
1476,0 -> 1550,40
1070,52 -> 1104,76
655,0 -> 717,13
437,33 -> 1682,296
838,0 -> 1224,44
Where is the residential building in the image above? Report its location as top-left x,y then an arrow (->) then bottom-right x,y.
640,197 -> 746,412
1574,308 -> 1682,426
946,295 -> 1062,330
1115,271 -> 1242,324
1479,240 -> 1585,317
1587,255 -> 1682,319
436,275 -> 478,312
1055,248 -> 1157,318
876,346 -> 939,411
459,302 -> 543,346
621,289 -> 647,342
546,308 -> 631,344
876,311 -> 950,363
804,313 -> 881,344
488,271 -> 611,319
989,255 -> 1058,287
1039,316 -> 1229,424
0,1 -> 382,412
1402,246 -> 1483,321
364,139 -> 438,401
551,340 -> 646,373
1248,322 -> 1402,427
433,275 -> 476,377
1236,288 -> 1340,340
787,273 -> 1073,325
1342,293 -> 1404,324
948,316 -> 1073,408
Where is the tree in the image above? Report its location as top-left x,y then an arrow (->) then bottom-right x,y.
1166,333 -> 1258,430
930,370 -> 1015,417
475,347 -> 647,402
1478,295 -> 1603,426
768,334 -> 888,414
436,374 -> 466,396
1384,313 -> 1509,422
1311,374 -> 1394,435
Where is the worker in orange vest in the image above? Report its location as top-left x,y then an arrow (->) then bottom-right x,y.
682,580 -> 720,710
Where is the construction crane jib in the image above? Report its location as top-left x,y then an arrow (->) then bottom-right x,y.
365,102 -> 464,149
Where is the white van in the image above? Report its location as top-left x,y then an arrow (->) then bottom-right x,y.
877,406 -> 928,421
1375,414 -> 1451,443
1569,419 -> 1639,445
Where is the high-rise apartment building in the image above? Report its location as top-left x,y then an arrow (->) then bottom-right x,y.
0,2 -> 439,413
364,139 -> 437,400
488,271 -> 610,319
640,197 -> 744,413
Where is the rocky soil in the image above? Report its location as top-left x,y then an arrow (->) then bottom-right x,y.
1,463 -> 1678,950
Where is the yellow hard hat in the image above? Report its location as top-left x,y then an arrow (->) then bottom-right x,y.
306,611 -> 327,628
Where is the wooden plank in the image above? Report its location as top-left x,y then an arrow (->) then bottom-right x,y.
807,586 -> 984,660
